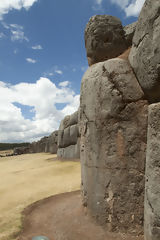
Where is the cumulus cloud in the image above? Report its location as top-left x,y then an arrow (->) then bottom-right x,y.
0,0 -> 38,19
32,44 -> 43,50
0,78 -> 79,143
125,0 -> 145,17
26,58 -> 37,63
110,0 -> 145,17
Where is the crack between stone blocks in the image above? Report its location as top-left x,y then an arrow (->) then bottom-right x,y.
102,64 -> 143,105
134,33 -> 149,48
102,65 -> 125,101
82,109 -> 94,123
146,190 -> 154,214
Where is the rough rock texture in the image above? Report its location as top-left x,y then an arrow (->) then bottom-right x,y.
144,103 -> 160,240
85,15 -> 127,66
124,22 -> 137,47
129,0 -> 160,102
79,58 -> 148,234
57,111 -> 80,159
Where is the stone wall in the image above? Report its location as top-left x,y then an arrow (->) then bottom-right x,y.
79,58 -> 148,234
57,111 -> 80,159
30,130 -> 58,154
80,0 -> 160,237
145,103 -> 160,240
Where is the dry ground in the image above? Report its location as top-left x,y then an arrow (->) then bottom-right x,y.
19,191 -> 144,240
0,153 -> 81,240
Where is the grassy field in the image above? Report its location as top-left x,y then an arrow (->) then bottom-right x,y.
0,153 -> 81,240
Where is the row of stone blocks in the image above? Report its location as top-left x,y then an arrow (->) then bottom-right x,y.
26,110 -> 80,157
30,131 -> 58,154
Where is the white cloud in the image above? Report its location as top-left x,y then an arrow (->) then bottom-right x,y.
96,0 -> 103,4
59,81 -> 70,87
92,0 -> 104,11
0,0 -> 38,19
11,29 -> 29,42
26,58 -> 37,63
55,70 -> 63,75
125,0 -> 145,17
81,66 -> 88,72
32,44 -> 43,50
0,78 -> 80,143
0,32 -> 5,38
110,0 -> 145,17
110,0 -> 129,8
14,49 -> 18,54
2,22 -> 29,42
48,72 -> 54,76
10,23 -> 29,42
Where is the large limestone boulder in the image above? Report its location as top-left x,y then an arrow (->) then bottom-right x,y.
129,0 -> 160,102
85,15 -> 127,66
145,103 -> 160,240
123,22 -> 137,47
80,58 -> 148,233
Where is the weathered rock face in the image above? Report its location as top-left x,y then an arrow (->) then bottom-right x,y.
80,58 -> 148,234
57,111 -> 80,159
123,22 -> 137,47
129,0 -> 160,103
85,15 -> 127,66
145,103 -> 160,240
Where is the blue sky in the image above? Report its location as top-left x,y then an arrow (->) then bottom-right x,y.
0,0 -> 145,143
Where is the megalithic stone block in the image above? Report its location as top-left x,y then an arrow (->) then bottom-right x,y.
129,0 -> 160,102
145,103 -> 160,240
80,58 -> 148,234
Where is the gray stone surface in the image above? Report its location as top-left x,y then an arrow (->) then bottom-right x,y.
123,22 -> 137,47
63,127 -> 70,148
80,58 -> 148,233
145,103 -> 160,240
70,124 -> 79,145
129,0 -> 160,102
57,142 -> 80,159
60,115 -> 70,130
85,15 -> 127,66
58,130 -> 64,148
57,110 -> 80,159
48,131 -> 58,154
69,111 -> 78,126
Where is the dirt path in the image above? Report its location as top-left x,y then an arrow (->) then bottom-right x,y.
0,153 -> 80,240
19,191 -> 144,240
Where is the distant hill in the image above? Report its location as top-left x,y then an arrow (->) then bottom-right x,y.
0,143 -> 30,151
